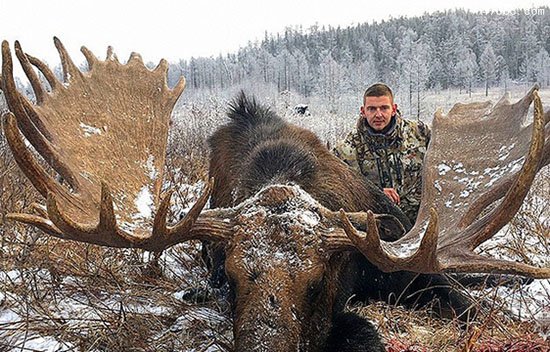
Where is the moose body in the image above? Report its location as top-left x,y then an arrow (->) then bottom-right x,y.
206,94 -> 471,351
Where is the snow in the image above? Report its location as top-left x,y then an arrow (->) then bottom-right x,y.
498,143 -> 516,161
3,336 -> 73,352
145,155 -> 158,180
79,122 -> 102,137
0,270 -> 23,284
0,308 -> 75,351
171,307 -> 227,331
134,186 -> 154,220
437,163 -> 451,175
484,156 -> 525,188
0,309 -> 19,325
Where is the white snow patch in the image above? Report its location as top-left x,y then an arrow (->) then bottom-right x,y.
438,163 -> 451,175
171,307 -> 228,331
134,186 -> 154,220
6,336 -> 75,351
483,279 -> 550,330
485,157 -> 525,188
453,162 -> 465,173
80,122 -> 102,137
444,193 -> 456,208
145,155 -> 158,180
299,210 -> 320,227
0,270 -> 23,284
0,309 -> 19,324
498,143 -> 516,161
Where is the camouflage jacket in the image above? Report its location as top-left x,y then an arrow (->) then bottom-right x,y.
333,114 -> 431,223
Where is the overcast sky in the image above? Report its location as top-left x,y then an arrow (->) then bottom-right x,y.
1,0 -> 547,67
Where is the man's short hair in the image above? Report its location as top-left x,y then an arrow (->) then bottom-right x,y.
363,83 -> 394,104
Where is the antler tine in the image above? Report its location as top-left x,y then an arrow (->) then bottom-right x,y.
3,113 -> 64,197
318,206 -> 406,242
80,46 -> 98,71
445,252 -> 550,279
10,43 -> 53,142
462,89 -> 546,249
2,41 -> 79,190
166,178 -> 234,242
170,75 -> 186,102
46,191 -> 145,248
6,212 -> 64,237
340,209 -> 440,273
53,37 -> 83,83
128,52 -> 144,66
153,58 -> 169,74
152,189 -> 173,236
14,41 -> 45,104
150,58 -> 186,103
25,53 -> 59,91
106,46 -> 120,63
98,182 -> 117,232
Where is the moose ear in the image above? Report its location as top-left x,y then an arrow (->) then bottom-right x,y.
374,214 -> 406,242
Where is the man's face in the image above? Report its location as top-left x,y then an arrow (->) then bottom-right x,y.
360,95 -> 397,131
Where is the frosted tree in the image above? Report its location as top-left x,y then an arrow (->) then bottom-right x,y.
275,48 -> 293,92
533,48 -> 550,87
479,43 -> 498,96
318,51 -> 344,113
376,33 -> 398,85
519,15 -> 540,82
351,42 -> 377,92
396,29 -> 430,119
453,43 -> 478,97
290,49 -> 313,97
257,48 -> 276,85
500,66 -> 510,92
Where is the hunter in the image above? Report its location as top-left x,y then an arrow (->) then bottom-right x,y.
333,83 -> 431,224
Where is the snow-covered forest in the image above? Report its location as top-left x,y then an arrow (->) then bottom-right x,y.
164,8 -> 550,116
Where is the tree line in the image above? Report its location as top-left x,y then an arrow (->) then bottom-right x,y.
164,8 -> 549,117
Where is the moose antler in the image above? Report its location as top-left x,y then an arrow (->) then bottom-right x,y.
340,87 -> 550,278
2,38 -> 233,250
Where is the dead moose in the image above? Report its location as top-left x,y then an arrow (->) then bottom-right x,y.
1,39 -> 549,352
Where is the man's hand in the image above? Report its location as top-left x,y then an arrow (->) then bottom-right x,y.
383,188 -> 400,205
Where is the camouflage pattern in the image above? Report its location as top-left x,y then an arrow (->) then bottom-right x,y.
333,114 -> 431,223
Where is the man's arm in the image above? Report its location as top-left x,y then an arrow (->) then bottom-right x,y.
332,134 -> 361,172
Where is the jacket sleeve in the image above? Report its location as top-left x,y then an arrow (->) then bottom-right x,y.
332,133 -> 361,172
418,121 -> 431,147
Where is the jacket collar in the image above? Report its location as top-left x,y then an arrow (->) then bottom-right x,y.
356,113 -> 402,150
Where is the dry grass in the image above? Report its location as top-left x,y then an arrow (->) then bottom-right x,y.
0,110 -> 548,351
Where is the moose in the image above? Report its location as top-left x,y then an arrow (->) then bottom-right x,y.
1,38 -> 549,351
